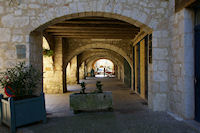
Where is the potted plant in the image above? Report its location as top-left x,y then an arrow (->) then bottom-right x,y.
0,62 -> 46,133
43,49 -> 54,57
70,81 -> 113,114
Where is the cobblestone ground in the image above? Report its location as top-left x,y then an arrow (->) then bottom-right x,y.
0,78 -> 199,133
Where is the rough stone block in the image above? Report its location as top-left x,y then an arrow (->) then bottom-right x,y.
12,35 -> 23,43
2,15 -> 29,28
153,93 -> 167,111
153,71 -> 168,82
0,6 -> 4,14
153,48 -> 168,60
0,28 -> 11,42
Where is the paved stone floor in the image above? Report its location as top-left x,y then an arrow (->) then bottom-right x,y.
0,78 -> 200,133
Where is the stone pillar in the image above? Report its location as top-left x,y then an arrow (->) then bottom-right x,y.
114,65 -> 118,78
67,56 -> 78,85
79,62 -> 85,80
86,63 -> 92,77
43,37 -> 66,93
29,31 -> 43,95
121,66 -> 125,83
118,66 -> 121,80
84,62 -> 87,79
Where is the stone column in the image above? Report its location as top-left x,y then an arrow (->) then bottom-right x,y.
29,31 -> 43,95
43,37 -> 66,93
114,65 -> 118,78
79,62 -> 85,80
117,66 -> 120,80
67,56 -> 78,85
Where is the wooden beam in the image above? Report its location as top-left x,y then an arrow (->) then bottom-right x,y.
58,20 -> 132,25
49,32 -> 136,36
71,17 -> 116,21
54,23 -> 138,28
175,0 -> 196,12
45,29 -> 139,33
48,26 -> 140,31
45,30 -> 138,35
52,35 -> 135,39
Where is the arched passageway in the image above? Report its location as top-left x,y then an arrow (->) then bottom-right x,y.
28,7 -> 194,120
0,0 -> 195,122
92,59 -> 115,77
31,10 -> 185,119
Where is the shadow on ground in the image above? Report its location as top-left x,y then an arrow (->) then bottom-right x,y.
0,78 -> 199,133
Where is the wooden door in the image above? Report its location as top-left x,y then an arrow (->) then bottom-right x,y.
195,25 -> 200,122
135,44 -> 140,93
140,39 -> 146,99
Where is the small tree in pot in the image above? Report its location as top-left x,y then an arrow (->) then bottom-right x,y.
80,82 -> 86,94
0,62 -> 46,133
0,62 -> 41,99
96,81 -> 103,93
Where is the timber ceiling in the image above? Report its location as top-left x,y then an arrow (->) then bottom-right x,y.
44,17 -> 140,39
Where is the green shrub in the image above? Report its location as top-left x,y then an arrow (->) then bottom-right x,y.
0,62 -> 41,97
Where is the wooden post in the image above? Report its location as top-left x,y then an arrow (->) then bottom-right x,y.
9,97 -> 16,133
0,94 -> 3,125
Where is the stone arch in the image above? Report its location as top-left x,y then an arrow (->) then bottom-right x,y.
25,1 -> 171,115
32,12 -> 153,33
64,43 -> 132,70
85,56 -> 124,80
86,56 -> 123,70
78,49 -> 124,67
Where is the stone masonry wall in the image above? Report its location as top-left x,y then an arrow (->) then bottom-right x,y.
169,8 -> 195,119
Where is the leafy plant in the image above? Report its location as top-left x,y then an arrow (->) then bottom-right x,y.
43,49 -> 54,57
80,82 -> 86,94
0,62 -> 41,98
96,81 -> 103,93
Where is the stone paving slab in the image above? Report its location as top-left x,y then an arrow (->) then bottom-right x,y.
0,78 -> 199,133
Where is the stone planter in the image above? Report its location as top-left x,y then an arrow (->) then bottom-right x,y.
0,93 -> 46,133
70,91 -> 113,113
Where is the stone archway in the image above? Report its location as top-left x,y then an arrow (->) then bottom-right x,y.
64,43 -> 132,69
0,0 -> 179,118
28,10 -> 170,115
86,56 -> 124,81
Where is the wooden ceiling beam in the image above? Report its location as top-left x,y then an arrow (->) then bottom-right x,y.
45,29 -> 139,33
49,32 -> 136,36
45,31 -> 138,34
48,26 -> 140,31
58,20 -> 132,25
53,24 -> 138,28
71,17 -> 116,20
52,35 -> 135,39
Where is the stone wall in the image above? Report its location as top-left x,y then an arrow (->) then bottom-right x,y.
169,8 -> 195,119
